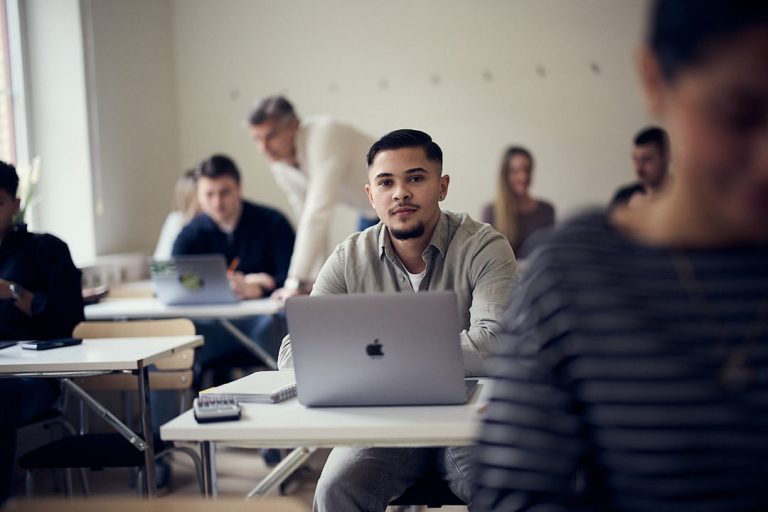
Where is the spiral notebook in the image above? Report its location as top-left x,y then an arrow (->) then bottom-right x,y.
201,383 -> 296,404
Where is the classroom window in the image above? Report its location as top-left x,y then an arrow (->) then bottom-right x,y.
0,0 -> 28,166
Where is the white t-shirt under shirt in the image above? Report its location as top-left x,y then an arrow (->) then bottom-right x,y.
406,268 -> 426,292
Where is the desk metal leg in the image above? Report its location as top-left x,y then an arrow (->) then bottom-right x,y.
137,367 -> 156,497
245,447 -> 316,500
201,441 -> 217,497
219,318 -> 278,370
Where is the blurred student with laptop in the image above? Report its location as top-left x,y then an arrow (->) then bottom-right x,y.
0,161 -> 84,505
172,154 -> 295,385
278,130 -> 517,511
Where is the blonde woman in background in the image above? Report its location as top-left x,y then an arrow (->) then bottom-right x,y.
154,169 -> 200,259
482,146 -> 555,257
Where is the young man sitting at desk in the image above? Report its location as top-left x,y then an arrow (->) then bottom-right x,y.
277,130 -> 517,511
172,154 -> 295,385
0,161 -> 84,504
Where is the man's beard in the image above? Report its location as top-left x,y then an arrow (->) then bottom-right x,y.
390,222 -> 425,240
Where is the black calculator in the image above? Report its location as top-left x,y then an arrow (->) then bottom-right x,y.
193,394 -> 241,423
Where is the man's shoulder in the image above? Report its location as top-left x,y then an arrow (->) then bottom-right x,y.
21,230 -> 70,252
7,229 -> 74,265
524,209 -> 623,268
332,223 -> 383,259
179,213 -> 213,234
611,182 -> 644,206
241,200 -> 289,222
302,116 -> 372,144
446,210 -> 502,243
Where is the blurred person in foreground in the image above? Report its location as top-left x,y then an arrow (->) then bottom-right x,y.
474,1 -> 768,510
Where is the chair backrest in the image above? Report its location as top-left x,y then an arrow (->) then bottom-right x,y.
72,319 -> 197,390
105,282 -> 154,299
73,318 -> 195,337
5,497 -> 308,512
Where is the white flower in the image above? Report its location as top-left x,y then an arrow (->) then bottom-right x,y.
14,156 -> 41,225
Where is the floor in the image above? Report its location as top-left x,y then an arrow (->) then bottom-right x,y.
12,442 -> 467,511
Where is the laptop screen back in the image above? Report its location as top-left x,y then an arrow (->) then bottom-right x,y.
150,255 -> 238,305
286,291 -> 469,407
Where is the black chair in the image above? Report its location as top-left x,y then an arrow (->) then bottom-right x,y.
390,474 -> 465,509
17,382 -> 90,496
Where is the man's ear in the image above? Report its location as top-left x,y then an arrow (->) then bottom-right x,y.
439,174 -> 450,201
365,183 -> 374,208
12,197 -> 20,215
637,45 -> 667,118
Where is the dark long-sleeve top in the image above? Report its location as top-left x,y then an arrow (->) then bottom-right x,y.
482,200 -> 555,257
0,225 -> 84,340
474,210 -> 768,512
172,200 -> 295,288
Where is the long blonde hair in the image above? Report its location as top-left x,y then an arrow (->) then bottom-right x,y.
175,169 -> 199,223
494,146 -> 533,246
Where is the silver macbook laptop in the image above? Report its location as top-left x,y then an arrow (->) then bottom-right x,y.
150,255 -> 238,306
286,291 -> 476,407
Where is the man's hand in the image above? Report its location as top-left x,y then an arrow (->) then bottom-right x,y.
271,286 -> 305,302
0,279 -> 33,315
227,272 -> 277,299
271,278 -> 313,302
0,279 -> 12,300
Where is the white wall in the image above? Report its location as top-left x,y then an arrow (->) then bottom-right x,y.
23,0 -> 96,263
85,0 -> 179,256
24,0 -> 655,260
173,0 -> 653,247
23,0 -> 178,262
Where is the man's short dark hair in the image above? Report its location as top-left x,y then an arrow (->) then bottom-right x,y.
195,154 -> 241,183
634,126 -> 670,156
248,96 -> 298,126
0,161 -> 19,197
366,129 -> 443,168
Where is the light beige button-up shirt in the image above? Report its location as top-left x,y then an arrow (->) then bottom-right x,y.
277,210 -> 518,376
270,116 -> 378,281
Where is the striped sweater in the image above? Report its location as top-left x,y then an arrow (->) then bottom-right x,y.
474,211 -> 768,512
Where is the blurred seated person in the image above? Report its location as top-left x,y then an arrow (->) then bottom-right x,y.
153,168 -> 199,260
0,161 -> 84,505
474,0 -> 768,510
482,146 -> 555,258
610,125 -> 670,209
173,154 -> 294,385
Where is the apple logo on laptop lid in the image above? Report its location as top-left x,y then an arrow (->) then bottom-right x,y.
179,272 -> 204,291
366,339 -> 384,358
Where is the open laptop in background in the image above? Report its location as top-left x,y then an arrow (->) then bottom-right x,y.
286,291 -> 477,407
150,254 -> 239,306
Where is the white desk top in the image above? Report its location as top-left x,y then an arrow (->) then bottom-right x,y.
161,371 -> 491,448
85,297 -> 282,320
0,335 -> 203,374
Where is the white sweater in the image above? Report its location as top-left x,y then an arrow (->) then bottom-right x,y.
270,116 -> 377,281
